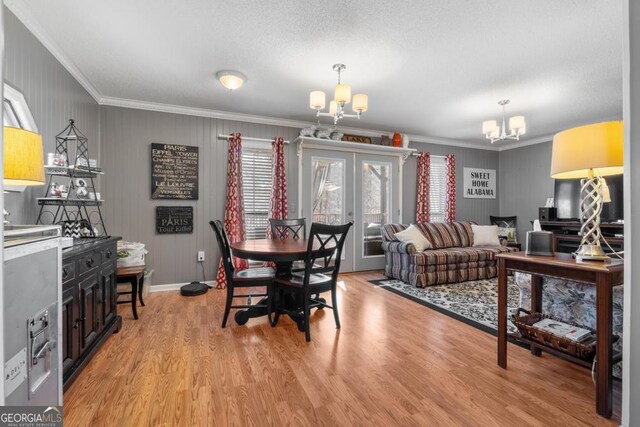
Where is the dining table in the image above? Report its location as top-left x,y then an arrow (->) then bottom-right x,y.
229,238 -> 334,326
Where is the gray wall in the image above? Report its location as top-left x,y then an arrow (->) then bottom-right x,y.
623,1 -> 639,424
99,105 -> 300,286
403,142 -> 501,225
498,141 -> 555,242
3,9 -> 100,224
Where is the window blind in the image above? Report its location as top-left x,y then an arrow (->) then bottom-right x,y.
430,157 -> 447,222
242,147 -> 273,239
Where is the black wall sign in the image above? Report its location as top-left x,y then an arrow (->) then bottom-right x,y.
151,143 -> 199,200
156,206 -> 194,234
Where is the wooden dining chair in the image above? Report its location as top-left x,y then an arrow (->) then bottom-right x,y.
269,218 -> 306,239
210,220 -> 275,328
269,222 -> 353,342
269,218 -> 310,273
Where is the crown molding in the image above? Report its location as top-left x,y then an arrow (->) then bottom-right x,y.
5,0 -> 104,103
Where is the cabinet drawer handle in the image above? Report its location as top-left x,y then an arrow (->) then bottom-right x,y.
62,267 -> 69,279
86,257 -> 95,267
105,249 -> 112,259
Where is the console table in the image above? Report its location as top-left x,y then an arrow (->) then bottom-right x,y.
496,252 -> 624,418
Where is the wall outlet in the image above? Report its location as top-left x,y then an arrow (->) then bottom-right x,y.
197,251 -> 205,262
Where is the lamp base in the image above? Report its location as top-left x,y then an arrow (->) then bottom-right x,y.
574,243 -> 609,262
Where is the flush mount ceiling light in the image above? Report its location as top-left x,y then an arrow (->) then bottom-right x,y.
309,64 -> 368,124
216,70 -> 247,91
482,99 -> 526,143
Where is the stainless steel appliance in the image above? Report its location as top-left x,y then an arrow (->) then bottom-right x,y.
3,225 -> 62,406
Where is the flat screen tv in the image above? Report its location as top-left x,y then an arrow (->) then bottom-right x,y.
554,175 -> 624,222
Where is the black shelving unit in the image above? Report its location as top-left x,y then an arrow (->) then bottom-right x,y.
36,119 -> 107,236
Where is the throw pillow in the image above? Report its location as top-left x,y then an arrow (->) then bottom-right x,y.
471,224 -> 501,246
395,224 -> 432,252
496,226 -> 517,244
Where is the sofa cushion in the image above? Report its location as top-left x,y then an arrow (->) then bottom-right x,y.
450,247 -> 490,263
474,245 -> 518,260
416,222 -> 461,249
411,249 -> 458,266
451,221 -> 475,247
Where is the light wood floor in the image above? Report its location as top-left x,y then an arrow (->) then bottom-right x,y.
64,271 -> 620,426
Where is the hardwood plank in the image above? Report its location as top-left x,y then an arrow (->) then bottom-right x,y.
63,271 -> 621,425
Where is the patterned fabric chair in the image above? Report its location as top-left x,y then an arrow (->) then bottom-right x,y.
381,221 -> 517,287
515,272 -> 624,378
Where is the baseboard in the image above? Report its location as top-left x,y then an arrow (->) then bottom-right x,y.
149,280 -> 216,293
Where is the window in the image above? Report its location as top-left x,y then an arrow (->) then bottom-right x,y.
241,145 -> 273,239
430,156 -> 447,222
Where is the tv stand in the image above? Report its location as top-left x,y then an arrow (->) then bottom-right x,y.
537,221 -> 624,254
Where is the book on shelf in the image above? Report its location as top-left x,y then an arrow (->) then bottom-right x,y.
532,318 -> 593,342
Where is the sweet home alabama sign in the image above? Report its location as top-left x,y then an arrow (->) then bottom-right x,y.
463,168 -> 496,199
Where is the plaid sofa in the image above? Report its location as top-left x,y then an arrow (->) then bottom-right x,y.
381,221 -> 518,287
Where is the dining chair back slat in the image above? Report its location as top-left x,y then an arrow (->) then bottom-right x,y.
269,218 -> 306,240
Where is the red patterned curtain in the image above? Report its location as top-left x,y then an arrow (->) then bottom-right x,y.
415,152 -> 431,223
445,154 -> 456,222
216,133 -> 249,289
268,137 -> 288,237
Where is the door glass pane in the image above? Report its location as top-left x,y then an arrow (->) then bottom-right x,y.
362,162 -> 390,257
312,158 -> 344,225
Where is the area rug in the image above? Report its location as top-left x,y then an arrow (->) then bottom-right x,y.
369,277 -> 520,335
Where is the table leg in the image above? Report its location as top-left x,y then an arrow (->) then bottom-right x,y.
530,275 -> 543,357
138,273 -> 145,306
497,257 -> 508,368
595,272 -> 613,418
131,277 -> 139,320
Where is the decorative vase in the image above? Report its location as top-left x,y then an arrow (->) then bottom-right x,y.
392,133 -> 402,147
402,134 -> 410,148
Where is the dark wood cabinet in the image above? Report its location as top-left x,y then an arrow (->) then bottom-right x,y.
79,275 -> 99,350
61,237 -> 122,390
61,285 -> 80,375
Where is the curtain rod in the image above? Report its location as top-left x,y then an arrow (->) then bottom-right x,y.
410,153 -> 447,158
217,134 -> 290,144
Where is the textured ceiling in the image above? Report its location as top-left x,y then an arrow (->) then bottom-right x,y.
7,0 -> 623,146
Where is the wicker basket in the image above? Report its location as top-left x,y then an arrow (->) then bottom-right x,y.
511,308 -> 618,360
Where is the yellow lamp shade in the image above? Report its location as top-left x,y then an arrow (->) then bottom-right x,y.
550,121 -> 624,179
309,91 -> 326,110
482,120 -> 497,135
4,127 -> 45,186
329,100 -> 338,115
352,94 -> 368,112
334,83 -> 351,104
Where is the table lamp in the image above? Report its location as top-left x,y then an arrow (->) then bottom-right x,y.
3,126 -> 45,223
550,121 -> 623,261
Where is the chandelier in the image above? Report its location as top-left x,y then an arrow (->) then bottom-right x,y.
482,100 -> 526,143
309,64 -> 368,124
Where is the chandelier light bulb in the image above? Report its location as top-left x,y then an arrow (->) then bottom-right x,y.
309,91 -> 326,110
329,100 -> 338,115
509,115 -> 526,134
334,83 -> 352,104
482,120 -> 497,135
352,94 -> 368,113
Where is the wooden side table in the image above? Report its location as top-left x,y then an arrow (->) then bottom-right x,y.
496,252 -> 623,418
116,265 -> 146,320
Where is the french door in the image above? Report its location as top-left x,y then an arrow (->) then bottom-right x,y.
300,149 -> 399,272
